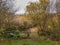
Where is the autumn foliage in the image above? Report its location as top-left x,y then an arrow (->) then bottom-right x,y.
0,0 -> 60,41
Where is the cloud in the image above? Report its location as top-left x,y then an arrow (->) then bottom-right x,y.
6,0 -> 39,15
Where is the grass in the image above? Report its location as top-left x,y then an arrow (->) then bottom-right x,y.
0,38 -> 58,45
11,40 -> 56,45
0,31 -> 59,45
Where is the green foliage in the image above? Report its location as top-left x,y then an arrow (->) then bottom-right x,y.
0,0 -> 60,42
26,2 -> 60,41
38,15 -> 60,41
0,25 -> 30,39
1,25 -> 19,38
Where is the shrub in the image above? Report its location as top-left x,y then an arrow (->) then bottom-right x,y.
38,29 -> 60,41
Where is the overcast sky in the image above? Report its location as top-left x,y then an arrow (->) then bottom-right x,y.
49,0 -> 57,13
6,0 -> 39,15
2,0 -> 57,14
